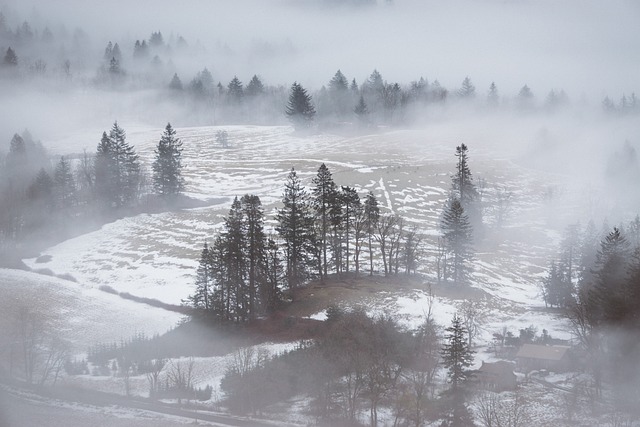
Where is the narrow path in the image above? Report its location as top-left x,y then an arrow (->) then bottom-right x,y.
0,382 -> 295,427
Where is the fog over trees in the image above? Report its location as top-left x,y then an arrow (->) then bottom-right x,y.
1,0 -> 640,426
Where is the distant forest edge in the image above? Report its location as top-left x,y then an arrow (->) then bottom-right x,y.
0,8 -> 638,131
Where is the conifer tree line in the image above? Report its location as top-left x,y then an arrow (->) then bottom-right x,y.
3,6 -> 638,128
186,163 -> 427,323
0,123 -> 185,262
541,217 -> 640,405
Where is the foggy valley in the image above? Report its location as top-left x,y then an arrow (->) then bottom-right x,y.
1,0 -> 640,426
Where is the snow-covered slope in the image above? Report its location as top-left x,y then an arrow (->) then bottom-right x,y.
21,123 -> 601,343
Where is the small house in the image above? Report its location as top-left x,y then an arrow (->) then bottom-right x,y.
475,361 -> 517,391
515,344 -> 571,373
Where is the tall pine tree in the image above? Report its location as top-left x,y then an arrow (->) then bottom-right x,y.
285,82 -> 316,130
441,198 -> 473,284
276,168 -> 317,291
312,163 -> 339,281
152,123 -> 184,198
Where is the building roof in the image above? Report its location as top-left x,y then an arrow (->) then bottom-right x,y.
478,361 -> 516,375
516,344 -> 569,361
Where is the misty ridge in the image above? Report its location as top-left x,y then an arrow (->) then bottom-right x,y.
1,0 -> 640,427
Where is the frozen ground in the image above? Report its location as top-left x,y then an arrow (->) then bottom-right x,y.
23,124 -> 592,345
0,268 -> 181,353
4,122 -> 633,426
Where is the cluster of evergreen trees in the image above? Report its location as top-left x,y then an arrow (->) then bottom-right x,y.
542,217 -> 640,406
0,122 -> 184,262
186,163 -> 428,322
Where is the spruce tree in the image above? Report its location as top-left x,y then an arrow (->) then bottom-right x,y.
457,76 -> 475,99
94,122 -> 141,209
169,73 -> 183,90
3,47 -> 17,67
340,186 -> 361,274
276,168 -> 316,290
441,314 -> 475,427
450,143 -> 481,231
111,122 -> 140,207
94,131 -> 118,207
224,197 -> 247,322
54,156 -> 76,209
285,82 -> 316,130
588,228 -> 631,326
328,69 -> 350,116
152,123 -> 184,198
451,144 -> 477,207
241,194 -> 267,319
364,191 -> 380,276
188,242 -> 214,315
354,95 -> 369,126
312,163 -> 339,280
227,76 -> 243,98
441,198 -> 473,284
245,75 -> 265,97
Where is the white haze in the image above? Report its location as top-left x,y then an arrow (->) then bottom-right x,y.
5,0 -> 640,94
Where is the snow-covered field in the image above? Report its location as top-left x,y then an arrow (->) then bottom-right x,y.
22,123 -> 593,344
3,121 -> 635,425
0,268 -> 182,352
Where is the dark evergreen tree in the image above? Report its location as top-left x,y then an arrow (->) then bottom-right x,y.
103,41 -> 113,62
94,122 -> 141,208
364,191 -> 380,276
350,78 -> 358,93
276,168 -> 316,291
149,31 -> 164,47
263,237 -> 283,313
441,199 -> 473,284
29,168 -> 54,201
340,186 -> 360,274
54,156 -> 76,209
111,122 -> 140,206
227,76 -> 244,103
112,43 -> 122,62
169,73 -> 183,91
3,47 -> 17,66
328,69 -> 350,116
94,131 -> 118,207
517,84 -> 534,110
198,68 -> 214,94
224,197 -> 247,322
451,144 -> 477,207
285,82 -> 316,130
542,260 -> 573,308
108,57 -> 121,75
245,75 -> 265,97
588,227 -> 631,326
133,40 -> 149,59
365,69 -> 384,94
152,123 -> 184,198
241,194 -> 267,319
354,95 -> 369,126
440,314 -> 475,427
187,242 -> 214,314
450,144 -> 482,230
312,163 -> 339,281
487,82 -> 498,107
457,76 -> 475,99
441,314 -> 474,392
